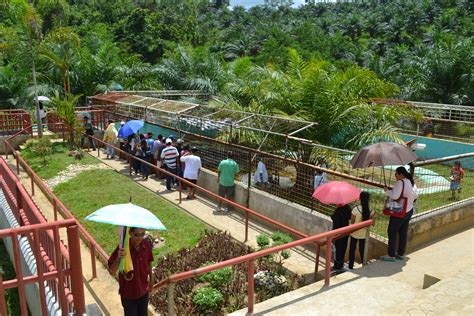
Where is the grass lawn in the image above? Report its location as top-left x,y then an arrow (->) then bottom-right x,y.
417,163 -> 474,213
21,143 -> 207,260
20,142 -> 98,179
53,169 -> 207,258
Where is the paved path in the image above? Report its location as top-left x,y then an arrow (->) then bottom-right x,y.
230,228 -> 474,315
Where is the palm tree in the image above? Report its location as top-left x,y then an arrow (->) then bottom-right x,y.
39,27 -> 80,96
8,1 -> 45,137
52,92 -> 81,149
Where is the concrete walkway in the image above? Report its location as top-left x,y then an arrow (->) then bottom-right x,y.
230,228 -> 474,315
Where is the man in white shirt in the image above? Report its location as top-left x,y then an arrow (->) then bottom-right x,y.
180,147 -> 202,199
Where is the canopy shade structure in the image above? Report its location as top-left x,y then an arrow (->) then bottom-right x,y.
89,92 -> 316,139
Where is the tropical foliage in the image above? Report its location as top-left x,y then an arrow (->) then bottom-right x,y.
0,0 -> 471,147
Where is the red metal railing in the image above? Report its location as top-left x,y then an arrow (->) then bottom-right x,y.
4,120 -> 374,314
155,219 -> 373,315
0,109 -> 32,136
0,157 -> 85,315
4,126 -> 109,279
0,220 -> 84,315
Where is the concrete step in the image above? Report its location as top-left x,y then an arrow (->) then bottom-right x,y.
230,228 -> 474,315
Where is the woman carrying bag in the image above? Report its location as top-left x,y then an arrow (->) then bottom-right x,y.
381,166 -> 417,262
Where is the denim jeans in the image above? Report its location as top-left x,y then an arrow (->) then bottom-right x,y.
164,166 -> 177,190
81,135 -> 96,150
106,141 -> 116,158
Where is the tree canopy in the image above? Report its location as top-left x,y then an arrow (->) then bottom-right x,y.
0,0 -> 471,147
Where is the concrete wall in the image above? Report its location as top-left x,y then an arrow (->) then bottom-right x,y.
197,169 -> 387,260
407,198 -> 474,252
0,135 -> 29,154
198,169 -> 474,261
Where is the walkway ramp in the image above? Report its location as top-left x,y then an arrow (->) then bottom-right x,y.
230,228 -> 474,315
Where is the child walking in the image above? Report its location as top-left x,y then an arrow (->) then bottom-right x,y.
450,161 -> 464,200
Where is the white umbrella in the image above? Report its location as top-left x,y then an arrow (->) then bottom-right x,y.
36,96 -> 51,102
85,203 -> 166,230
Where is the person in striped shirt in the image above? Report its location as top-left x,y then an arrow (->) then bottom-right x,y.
160,139 -> 179,190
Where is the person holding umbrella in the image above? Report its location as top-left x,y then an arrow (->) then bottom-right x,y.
108,227 -> 154,316
331,203 -> 352,271
312,181 -> 361,271
381,166 -> 417,262
86,202 -> 165,316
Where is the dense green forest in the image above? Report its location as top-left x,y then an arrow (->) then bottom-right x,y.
0,0 -> 472,147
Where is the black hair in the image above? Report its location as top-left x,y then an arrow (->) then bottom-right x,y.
157,134 -> 163,140
360,191 -> 370,221
395,166 -> 414,186
227,151 -> 234,159
454,161 -> 461,167
183,144 -> 190,150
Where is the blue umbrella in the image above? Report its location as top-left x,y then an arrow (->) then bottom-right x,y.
117,120 -> 144,138
85,203 -> 166,230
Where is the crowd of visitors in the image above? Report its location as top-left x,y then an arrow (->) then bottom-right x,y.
88,120 -> 426,279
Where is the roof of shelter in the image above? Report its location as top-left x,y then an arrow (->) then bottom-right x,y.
90,92 -> 315,138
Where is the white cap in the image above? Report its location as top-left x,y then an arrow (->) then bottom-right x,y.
120,121 -> 125,125
165,138 -> 172,144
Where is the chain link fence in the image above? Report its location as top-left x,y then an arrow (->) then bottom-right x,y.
89,104 -> 473,238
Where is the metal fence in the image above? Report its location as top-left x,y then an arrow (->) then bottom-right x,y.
0,157 -> 85,315
0,109 -> 32,136
95,109 -> 394,235
44,104 -> 473,238
397,102 -> 474,143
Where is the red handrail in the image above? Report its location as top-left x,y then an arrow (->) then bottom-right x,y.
4,126 -> 109,277
154,219 -> 373,314
0,219 -> 85,314
0,157 -> 86,314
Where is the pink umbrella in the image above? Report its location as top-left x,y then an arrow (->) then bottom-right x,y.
312,181 -> 361,205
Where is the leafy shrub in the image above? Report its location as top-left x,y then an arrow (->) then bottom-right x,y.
256,234 -> 270,248
198,265 -> 233,288
271,231 -> 292,244
28,138 -> 53,163
193,287 -> 224,312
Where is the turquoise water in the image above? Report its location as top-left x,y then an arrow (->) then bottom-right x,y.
399,134 -> 474,169
114,122 -> 174,139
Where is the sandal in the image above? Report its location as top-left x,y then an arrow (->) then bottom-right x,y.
380,255 -> 396,262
